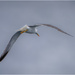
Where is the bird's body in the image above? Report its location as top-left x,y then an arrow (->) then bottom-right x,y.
0,24 -> 73,62
19,25 -> 37,34
26,26 -> 37,34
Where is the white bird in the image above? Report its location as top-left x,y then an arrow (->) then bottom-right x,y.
0,24 -> 73,62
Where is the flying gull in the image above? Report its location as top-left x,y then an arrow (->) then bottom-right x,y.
0,24 -> 73,62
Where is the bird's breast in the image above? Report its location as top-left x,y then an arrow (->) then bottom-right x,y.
26,28 -> 36,34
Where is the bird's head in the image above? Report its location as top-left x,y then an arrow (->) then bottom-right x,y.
35,28 -> 40,37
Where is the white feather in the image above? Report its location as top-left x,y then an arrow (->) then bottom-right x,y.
19,25 -> 29,31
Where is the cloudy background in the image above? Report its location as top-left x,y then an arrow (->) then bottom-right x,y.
0,1 -> 75,74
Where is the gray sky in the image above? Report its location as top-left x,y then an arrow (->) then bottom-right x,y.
0,1 -> 75,74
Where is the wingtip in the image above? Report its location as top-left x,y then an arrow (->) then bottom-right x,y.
0,57 -> 3,62
0,58 -> 2,62
70,35 -> 74,37
67,34 -> 74,37
0,51 -> 8,62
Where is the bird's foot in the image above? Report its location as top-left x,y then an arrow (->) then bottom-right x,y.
20,29 -> 28,34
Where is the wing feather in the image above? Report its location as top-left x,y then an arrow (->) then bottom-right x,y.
33,24 -> 73,37
0,31 -> 21,62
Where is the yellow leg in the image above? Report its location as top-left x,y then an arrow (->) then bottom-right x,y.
20,31 -> 25,34
20,29 -> 28,34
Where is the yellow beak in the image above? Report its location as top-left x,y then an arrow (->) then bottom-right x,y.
36,33 -> 40,37
20,29 -> 28,34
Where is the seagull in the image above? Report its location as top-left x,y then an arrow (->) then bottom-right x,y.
0,24 -> 73,62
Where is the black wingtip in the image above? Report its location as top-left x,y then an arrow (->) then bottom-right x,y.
69,35 -> 74,37
0,51 -> 8,62
64,32 -> 74,37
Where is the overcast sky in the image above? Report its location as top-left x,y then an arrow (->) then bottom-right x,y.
0,1 -> 75,74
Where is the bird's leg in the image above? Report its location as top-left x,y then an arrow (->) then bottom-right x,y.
20,29 -> 28,34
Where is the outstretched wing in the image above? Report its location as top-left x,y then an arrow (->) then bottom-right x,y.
31,24 -> 73,37
0,31 -> 21,62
